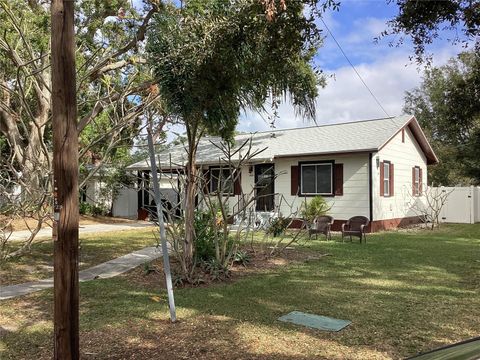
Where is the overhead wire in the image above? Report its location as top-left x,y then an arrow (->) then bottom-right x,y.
319,17 -> 391,118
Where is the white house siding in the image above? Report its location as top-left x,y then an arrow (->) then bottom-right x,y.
373,127 -> 427,221
273,154 -> 370,220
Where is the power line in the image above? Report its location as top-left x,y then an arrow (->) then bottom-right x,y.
320,17 -> 391,118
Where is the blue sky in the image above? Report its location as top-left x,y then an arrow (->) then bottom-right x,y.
315,0 -> 400,69
160,0 -> 467,138
234,0 -> 465,133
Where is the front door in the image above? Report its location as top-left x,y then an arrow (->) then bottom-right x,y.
255,164 -> 275,211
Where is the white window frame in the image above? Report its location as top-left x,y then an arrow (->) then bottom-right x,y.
209,167 -> 234,195
383,162 -> 390,196
300,163 -> 333,195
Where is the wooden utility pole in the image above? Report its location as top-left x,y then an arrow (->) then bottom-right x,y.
51,0 -> 79,359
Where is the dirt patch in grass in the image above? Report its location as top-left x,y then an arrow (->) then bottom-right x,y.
120,247 -> 328,291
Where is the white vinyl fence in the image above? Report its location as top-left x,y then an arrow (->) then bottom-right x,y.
434,186 -> 480,224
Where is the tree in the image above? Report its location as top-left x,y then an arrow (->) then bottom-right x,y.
382,0 -> 479,64
404,50 -> 480,185
405,185 -> 453,230
147,0 -> 328,274
0,0 -> 160,257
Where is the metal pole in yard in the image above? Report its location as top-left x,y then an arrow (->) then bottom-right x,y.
146,121 -> 177,322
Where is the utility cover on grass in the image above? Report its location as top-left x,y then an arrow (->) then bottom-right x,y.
278,311 -> 351,332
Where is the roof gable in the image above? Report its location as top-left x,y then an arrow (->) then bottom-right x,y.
378,116 -> 438,165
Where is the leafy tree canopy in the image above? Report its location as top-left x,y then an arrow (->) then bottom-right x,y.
383,0 -> 479,64
1,0 -> 158,189
404,50 -> 480,185
147,0 -> 328,141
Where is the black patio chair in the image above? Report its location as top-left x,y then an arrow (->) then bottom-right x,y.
341,216 -> 369,244
308,215 -> 334,240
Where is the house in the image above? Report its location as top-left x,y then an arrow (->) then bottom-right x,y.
127,114 -> 438,231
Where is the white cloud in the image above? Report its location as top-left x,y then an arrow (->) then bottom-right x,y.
238,45 -> 460,132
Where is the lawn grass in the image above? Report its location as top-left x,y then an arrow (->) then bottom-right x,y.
1,224 -> 479,359
0,228 -> 157,285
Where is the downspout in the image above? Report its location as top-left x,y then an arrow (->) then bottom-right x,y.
368,153 -> 374,225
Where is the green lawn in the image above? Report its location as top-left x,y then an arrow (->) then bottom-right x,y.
1,224 -> 479,359
0,228 -> 157,285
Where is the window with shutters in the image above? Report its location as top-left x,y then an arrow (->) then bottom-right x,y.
383,161 -> 390,196
414,166 -> 421,196
300,162 -> 333,195
210,168 -> 234,195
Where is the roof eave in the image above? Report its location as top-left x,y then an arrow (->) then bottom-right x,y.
273,148 -> 378,159
406,117 -> 439,165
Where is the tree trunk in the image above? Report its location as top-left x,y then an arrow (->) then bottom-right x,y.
183,139 -> 197,273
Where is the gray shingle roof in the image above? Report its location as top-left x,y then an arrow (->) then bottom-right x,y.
127,115 -> 417,170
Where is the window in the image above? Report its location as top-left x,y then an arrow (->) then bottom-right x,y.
300,163 -> 333,195
383,162 -> 390,196
210,168 -> 234,195
413,166 -> 421,196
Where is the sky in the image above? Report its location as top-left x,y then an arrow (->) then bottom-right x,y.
236,0 -> 464,133
158,0 -> 466,139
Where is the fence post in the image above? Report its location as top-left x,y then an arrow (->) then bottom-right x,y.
469,186 -> 474,224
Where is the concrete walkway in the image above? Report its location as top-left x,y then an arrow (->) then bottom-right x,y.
0,246 -> 162,300
8,222 -> 154,242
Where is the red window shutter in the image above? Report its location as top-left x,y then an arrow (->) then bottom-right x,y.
379,161 -> 384,197
389,163 -> 394,196
334,163 -> 343,196
419,168 -> 423,195
202,169 -> 209,194
291,165 -> 299,195
412,167 -> 416,196
234,171 -> 242,195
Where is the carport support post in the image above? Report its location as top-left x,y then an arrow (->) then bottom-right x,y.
51,0 -> 79,358
147,124 -> 177,322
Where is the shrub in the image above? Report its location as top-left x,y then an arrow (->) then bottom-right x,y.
202,258 -> 230,281
79,202 -> 93,215
233,250 -> 251,266
79,202 -> 108,216
91,204 -> 108,216
266,217 -> 290,237
300,196 -> 331,223
193,210 -> 217,262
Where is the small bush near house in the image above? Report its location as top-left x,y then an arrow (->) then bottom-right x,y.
92,204 -> 108,216
79,202 -> 108,217
79,202 -> 92,215
301,195 -> 331,223
266,217 -> 290,237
